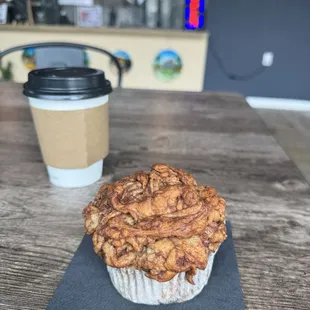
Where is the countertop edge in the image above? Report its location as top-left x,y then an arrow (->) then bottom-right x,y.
0,25 -> 209,39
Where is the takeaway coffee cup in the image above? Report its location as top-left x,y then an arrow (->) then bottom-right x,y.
23,67 -> 112,188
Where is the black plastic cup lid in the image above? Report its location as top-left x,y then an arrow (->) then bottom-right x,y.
23,67 -> 113,100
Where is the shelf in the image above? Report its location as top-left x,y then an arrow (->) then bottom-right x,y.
0,24 -> 208,39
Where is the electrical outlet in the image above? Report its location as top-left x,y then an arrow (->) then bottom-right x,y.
262,52 -> 274,67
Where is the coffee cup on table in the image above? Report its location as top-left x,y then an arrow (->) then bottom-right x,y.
23,67 -> 112,188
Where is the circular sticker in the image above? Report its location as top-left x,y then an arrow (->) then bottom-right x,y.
22,48 -> 90,70
110,50 -> 132,75
83,51 -> 90,67
22,47 -> 36,70
153,50 -> 183,82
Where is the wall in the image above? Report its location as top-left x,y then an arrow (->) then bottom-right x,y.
204,0 -> 310,100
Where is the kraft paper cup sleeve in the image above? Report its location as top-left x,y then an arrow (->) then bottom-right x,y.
30,103 -> 109,169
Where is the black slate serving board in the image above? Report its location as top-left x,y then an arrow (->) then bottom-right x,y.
48,221 -> 244,310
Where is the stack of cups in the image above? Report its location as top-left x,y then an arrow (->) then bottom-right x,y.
23,67 -> 112,188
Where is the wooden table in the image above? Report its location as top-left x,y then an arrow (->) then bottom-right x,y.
0,82 -> 309,310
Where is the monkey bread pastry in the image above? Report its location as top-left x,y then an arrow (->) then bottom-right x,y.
83,164 -> 227,305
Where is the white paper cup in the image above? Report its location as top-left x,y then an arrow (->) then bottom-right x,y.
46,159 -> 103,188
24,68 -> 113,188
28,96 -> 108,188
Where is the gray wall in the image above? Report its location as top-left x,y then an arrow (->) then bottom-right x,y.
204,0 -> 310,100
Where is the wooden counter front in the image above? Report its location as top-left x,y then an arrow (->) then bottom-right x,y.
0,25 -> 208,91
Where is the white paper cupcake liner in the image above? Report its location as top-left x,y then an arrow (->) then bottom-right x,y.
107,251 -> 217,305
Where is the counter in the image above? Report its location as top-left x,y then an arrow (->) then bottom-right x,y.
0,25 -> 208,91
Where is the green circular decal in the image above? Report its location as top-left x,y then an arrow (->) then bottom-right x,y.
110,50 -> 132,75
22,47 -> 90,70
153,50 -> 182,82
22,47 -> 36,70
83,51 -> 90,67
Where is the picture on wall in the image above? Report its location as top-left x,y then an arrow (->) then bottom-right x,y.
153,49 -> 182,82
22,48 -> 90,70
22,48 -> 36,70
110,50 -> 132,75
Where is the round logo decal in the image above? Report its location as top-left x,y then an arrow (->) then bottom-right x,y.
110,50 -> 132,75
153,49 -> 182,82
22,48 -> 90,70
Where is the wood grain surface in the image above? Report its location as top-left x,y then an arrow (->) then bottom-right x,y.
0,82 -> 309,310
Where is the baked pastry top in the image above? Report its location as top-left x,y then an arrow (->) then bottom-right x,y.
83,164 -> 226,284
